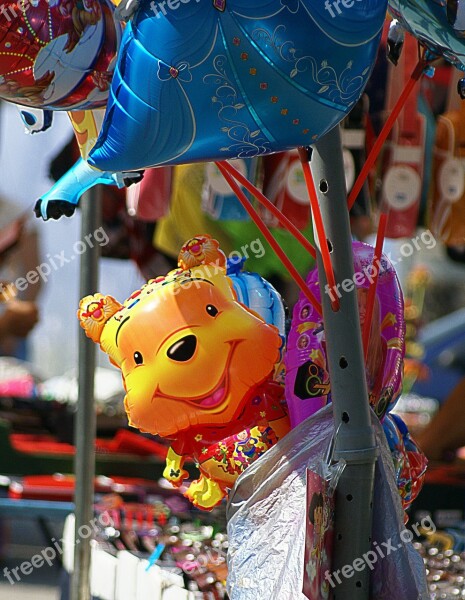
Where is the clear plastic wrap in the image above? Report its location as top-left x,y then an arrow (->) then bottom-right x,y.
227,406 -> 429,600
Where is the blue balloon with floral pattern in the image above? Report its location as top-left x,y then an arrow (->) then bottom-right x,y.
88,0 -> 387,172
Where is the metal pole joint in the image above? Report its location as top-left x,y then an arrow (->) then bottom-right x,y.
333,444 -> 379,465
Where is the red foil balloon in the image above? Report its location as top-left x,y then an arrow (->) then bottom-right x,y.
0,0 -> 120,109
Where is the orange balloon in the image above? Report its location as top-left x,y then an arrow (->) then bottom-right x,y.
78,237 -> 290,509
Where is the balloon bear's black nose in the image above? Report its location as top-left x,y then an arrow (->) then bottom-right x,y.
167,334 -> 197,362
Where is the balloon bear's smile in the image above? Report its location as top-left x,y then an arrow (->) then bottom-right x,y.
153,339 -> 241,411
79,264 -> 282,437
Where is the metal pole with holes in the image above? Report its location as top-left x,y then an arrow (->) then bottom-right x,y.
307,126 -> 377,599
71,187 -> 102,600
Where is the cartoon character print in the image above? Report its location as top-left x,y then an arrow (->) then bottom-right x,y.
178,234 -> 226,270
0,72 -> 55,106
208,426 -> 274,477
57,0 -> 102,53
309,492 -> 331,562
91,69 -> 112,92
0,0 -> 118,109
78,236 -> 290,510
294,345 -> 331,403
77,293 -> 123,343
303,480 -> 334,600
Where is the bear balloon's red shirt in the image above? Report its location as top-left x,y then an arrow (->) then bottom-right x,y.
170,380 -> 288,478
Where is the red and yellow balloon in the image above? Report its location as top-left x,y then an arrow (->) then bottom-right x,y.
0,0 -> 121,110
78,236 -> 290,509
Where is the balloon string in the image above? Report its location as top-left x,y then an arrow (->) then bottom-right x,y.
215,161 -> 322,317
216,160 -> 316,259
362,212 -> 388,360
298,148 -> 340,312
347,55 -> 428,211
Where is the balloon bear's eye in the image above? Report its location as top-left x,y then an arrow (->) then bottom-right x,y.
134,352 -> 143,365
206,304 -> 218,317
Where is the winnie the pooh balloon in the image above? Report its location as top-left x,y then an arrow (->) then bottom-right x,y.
78,235 -> 290,509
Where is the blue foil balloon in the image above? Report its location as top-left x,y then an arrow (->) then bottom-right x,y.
89,0 -> 387,172
389,0 -> 465,69
227,257 -> 286,338
382,412 -> 427,511
34,158 -> 131,221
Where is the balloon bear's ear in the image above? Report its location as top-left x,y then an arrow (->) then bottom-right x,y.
77,294 -> 123,343
178,234 -> 226,270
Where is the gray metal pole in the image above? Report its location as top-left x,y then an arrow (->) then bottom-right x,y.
71,187 -> 102,600
308,126 -> 377,599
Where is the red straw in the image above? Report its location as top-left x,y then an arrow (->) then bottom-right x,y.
362,212 -> 388,359
216,161 -> 322,316
298,148 -> 340,312
217,160 -> 316,259
348,56 -> 428,211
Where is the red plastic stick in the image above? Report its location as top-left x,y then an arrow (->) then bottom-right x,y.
216,160 -> 316,259
216,162 -> 322,316
348,57 -> 428,211
298,148 -> 340,312
362,212 -> 388,359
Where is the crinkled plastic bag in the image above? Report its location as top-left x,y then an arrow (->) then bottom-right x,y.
227,405 -> 429,600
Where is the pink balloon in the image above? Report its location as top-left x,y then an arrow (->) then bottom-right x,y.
285,241 -> 405,428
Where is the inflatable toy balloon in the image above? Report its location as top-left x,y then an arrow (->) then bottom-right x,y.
177,234 -> 227,270
388,1 -> 465,72
177,235 -> 287,336
88,0 -> 387,172
285,241 -> 405,428
382,412 -> 427,512
0,0 -> 121,109
15,105 -> 53,133
34,109 -> 144,221
78,235 -> 290,510
34,157 -> 144,220
227,257 -> 287,339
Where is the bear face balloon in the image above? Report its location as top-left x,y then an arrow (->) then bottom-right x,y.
78,236 -> 290,509
88,0 -> 387,172
0,0 -> 121,109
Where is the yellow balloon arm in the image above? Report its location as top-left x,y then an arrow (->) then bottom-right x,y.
163,447 -> 189,485
67,109 -> 105,160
